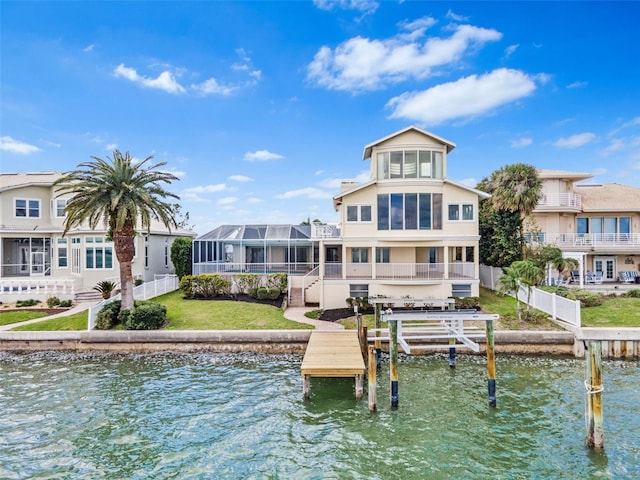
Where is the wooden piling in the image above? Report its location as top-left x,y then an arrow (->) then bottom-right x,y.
368,345 -> 377,412
448,337 -> 456,368
485,319 -> 496,407
585,341 -> 604,449
303,375 -> 310,399
390,318 -> 399,408
374,304 -> 381,367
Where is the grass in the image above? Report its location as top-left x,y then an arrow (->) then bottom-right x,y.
580,297 -> 640,327
150,290 -> 312,330
11,312 -> 88,331
0,310 -> 48,326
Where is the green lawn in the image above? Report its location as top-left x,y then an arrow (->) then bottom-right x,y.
149,291 -> 312,330
11,312 -> 89,331
0,310 -> 48,326
580,297 -> 640,327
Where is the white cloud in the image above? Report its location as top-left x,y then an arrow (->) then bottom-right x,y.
183,183 -> 228,195
113,64 -> 186,94
567,81 -> 587,89
446,10 -> 470,22
504,44 -> 519,58
105,143 -> 118,151
553,132 -> 596,149
313,0 -> 379,16
246,197 -> 262,204
191,77 -> 235,96
591,168 -> 608,176
244,150 -> 285,162
457,178 -> 478,188
0,136 -> 41,154
307,21 -> 502,92
163,168 -> 187,178
83,44 -> 95,52
42,139 -> 61,148
217,197 -> 238,206
228,174 -> 254,182
511,137 -> 533,148
314,170 -> 325,176
387,68 -> 537,126
275,187 -> 335,200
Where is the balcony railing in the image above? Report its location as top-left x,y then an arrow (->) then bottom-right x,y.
525,233 -> 640,249
537,193 -> 582,209
324,262 -> 474,280
193,262 -> 316,275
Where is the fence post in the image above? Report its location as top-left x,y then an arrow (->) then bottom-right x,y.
552,293 -> 557,321
576,300 -> 582,328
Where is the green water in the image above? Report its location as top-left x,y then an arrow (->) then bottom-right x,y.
0,353 -> 638,479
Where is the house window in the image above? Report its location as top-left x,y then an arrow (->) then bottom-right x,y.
144,236 -> 149,268
376,247 -> 390,263
346,205 -> 372,222
448,204 -> 474,221
55,199 -> 66,217
351,248 -> 369,263
452,284 -> 472,298
378,193 -> 442,231
377,150 -> 444,180
15,199 -> 40,218
164,241 -> 169,268
85,237 -> 113,269
326,247 -> 339,262
466,246 -> 474,262
349,284 -> 369,298
57,238 -> 68,268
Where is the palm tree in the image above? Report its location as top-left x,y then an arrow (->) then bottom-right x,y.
485,163 -> 542,258
497,260 -> 544,321
533,246 -> 579,284
54,150 -> 179,311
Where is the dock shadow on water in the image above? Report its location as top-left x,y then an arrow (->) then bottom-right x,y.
0,352 -> 638,479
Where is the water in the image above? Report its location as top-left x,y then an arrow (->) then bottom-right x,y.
1,353 -> 638,479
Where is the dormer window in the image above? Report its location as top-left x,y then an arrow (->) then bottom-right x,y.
377,150 -> 443,180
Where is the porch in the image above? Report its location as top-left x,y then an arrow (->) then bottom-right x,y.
527,233 -> 640,250
323,262 -> 475,281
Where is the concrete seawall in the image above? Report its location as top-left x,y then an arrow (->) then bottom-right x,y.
1,329 -> 638,358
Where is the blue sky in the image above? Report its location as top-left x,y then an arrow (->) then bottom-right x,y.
2,1 -> 639,235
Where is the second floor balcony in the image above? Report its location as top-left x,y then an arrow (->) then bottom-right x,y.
526,233 -> 640,249
324,262 -> 475,281
536,193 -> 582,211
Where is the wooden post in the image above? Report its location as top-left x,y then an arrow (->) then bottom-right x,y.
355,374 -> 363,400
390,318 -> 399,408
485,319 -> 496,407
368,345 -> 377,412
448,337 -> 456,368
303,374 -> 310,399
375,303 -> 381,368
585,341 -> 604,449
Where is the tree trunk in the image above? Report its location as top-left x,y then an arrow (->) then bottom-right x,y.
114,227 -> 136,311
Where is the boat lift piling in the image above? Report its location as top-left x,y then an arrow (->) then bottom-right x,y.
585,341 -> 604,449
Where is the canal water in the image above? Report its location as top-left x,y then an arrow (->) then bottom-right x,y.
0,353 -> 638,479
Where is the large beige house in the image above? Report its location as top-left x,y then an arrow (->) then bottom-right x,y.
0,171 -> 195,301
529,169 -> 640,283
194,126 -> 490,309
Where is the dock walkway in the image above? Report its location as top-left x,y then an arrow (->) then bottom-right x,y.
301,331 -> 365,399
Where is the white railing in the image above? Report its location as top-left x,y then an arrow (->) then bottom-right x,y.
193,262 -> 315,275
480,264 -> 581,328
323,262 -> 473,281
448,262 -> 475,279
311,224 -> 340,238
345,263 -> 373,279
324,263 -> 342,278
537,193 -> 582,209
525,233 -> 640,249
0,278 -> 76,302
87,274 -> 179,330
301,266 -> 319,305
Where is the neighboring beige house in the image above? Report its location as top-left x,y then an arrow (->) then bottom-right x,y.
194,126 -> 490,309
0,171 -> 195,301
529,169 -> 640,283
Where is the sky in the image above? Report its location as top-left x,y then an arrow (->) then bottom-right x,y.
1,1 -> 639,236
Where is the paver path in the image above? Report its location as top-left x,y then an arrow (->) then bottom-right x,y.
283,307 -> 345,330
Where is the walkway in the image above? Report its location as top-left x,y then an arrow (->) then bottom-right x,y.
283,307 -> 345,330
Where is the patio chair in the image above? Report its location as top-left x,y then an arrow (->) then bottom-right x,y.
619,271 -> 635,284
593,271 -> 603,284
557,276 -> 570,287
585,271 -> 595,283
570,270 -> 580,283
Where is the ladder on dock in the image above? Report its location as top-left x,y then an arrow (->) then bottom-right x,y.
301,331 -> 366,399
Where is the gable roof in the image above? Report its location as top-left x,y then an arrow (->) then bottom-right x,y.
362,126 -> 456,160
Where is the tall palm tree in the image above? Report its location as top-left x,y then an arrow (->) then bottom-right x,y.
485,163 -> 542,258
497,260 -> 544,321
54,150 -> 179,311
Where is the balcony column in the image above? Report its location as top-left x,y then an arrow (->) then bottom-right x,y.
342,244 -> 347,280
371,244 -> 376,279
443,245 -> 449,279
318,240 -> 325,278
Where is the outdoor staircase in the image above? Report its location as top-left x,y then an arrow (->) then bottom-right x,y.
289,287 -> 304,307
74,290 -> 103,303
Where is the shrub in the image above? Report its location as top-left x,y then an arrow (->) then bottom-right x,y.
522,310 -> 549,323
93,280 -> 117,299
235,274 -> 261,295
123,303 -> 167,330
16,299 -> 40,307
179,275 -> 194,298
170,237 -> 192,279
623,289 -> 640,298
95,300 -> 122,330
212,275 -> 232,296
565,289 -> 604,308
266,273 -> 288,292
454,297 -> 480,310
305,309 -> 322,320
345,297 -> 355,308
47,296 -> 61,307
135,278 -> 144,286
255,287 -> 270,300
267,287 -> 281,300
58,299 -> 73,308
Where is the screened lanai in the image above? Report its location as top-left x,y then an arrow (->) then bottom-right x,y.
193,224 -> 321,275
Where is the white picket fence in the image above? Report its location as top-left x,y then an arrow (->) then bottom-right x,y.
480,264 -> 581,328
87,274 -> 179,330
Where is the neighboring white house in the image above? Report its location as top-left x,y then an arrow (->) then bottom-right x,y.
0,171 -> 195,301
528,169 -> 640,283
193,126 -> 490,309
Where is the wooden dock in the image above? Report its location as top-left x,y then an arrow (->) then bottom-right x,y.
301,331 -> 366,399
